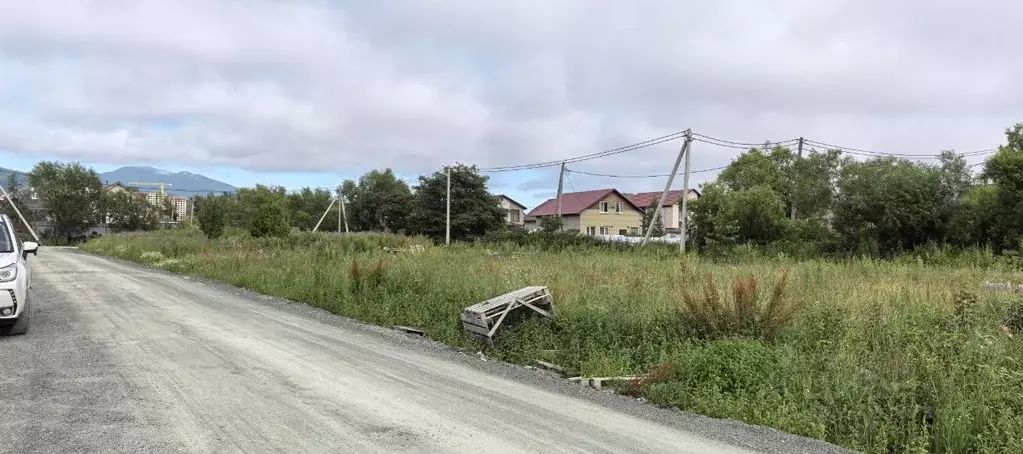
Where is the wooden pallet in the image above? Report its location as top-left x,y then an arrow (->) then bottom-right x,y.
461,286 -> 554,346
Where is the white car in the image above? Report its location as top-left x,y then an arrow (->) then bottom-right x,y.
0,214 -> 38,336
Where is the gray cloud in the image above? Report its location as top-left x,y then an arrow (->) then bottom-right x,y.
0,0 -> 1018,194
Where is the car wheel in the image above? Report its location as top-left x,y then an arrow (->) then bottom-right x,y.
0,298 -> 29,336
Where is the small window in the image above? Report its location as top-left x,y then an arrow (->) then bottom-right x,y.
630,227 -> 639,235
599,226 -> 610,235
616,202 -> 624,214
510,210 -> 521,222
618,229 -> 627,236
598,201 -> 609,213
586,226 -> 596,236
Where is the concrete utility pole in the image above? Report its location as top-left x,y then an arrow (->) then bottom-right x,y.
791,137 -> 804,220
0,185 -> 40,243
312,197 -> 335,233
339,188 -> 349,233
679,138 -> 692,254
556,162 -> 565,218
189,198 -> 195,221
337,187 -> 342,234
641,129 -> 691,246
445,166 -> 451,245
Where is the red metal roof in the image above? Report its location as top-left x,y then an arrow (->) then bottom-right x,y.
627,189 -> 699,208
527,189 -> 640,216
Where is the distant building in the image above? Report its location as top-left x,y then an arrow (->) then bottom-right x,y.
526,188 -> 644,235
169,196 -> 189,220
625,189 -> 700,234
496,195 -> 527,227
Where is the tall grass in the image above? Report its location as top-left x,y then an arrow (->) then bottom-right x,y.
84,228 -> 1023,453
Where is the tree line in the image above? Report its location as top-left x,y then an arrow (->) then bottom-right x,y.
2,162 -> 177,240
3,161 -> 509,243
194,164 -> 507,241
689,123 -> 1023,257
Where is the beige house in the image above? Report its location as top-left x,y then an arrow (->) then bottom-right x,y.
525,189 -> 644,235
626,189 -> 700,234
497,195 -> 527,227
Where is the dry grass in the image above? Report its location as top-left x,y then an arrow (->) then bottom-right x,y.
679,271 -> 798,340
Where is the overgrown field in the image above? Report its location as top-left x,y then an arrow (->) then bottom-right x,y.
83,229 -> 1023,453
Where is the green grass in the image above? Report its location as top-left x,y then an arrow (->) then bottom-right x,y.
83,228 -> 1023,453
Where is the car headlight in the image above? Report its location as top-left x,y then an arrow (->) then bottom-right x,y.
0,264 -> 16,282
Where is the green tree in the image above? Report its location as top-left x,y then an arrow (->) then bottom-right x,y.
250,202 -> 291,238
28,161 -> 105,240
344,169 -> 414,233
287,187 -> 335,231
980,123 -> 1023,251
724,186 -> 787,244
195,195 -> 230,239
409,164 -> 504,241
236,185 -> 290,238
104,189 -> 159,232
832,157 -> 945,255
689,182 -> 738,251
719,145 -> 843,220
790,148 -> 845,219
640,208 -> 665,237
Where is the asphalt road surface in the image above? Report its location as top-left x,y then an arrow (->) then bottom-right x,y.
0,248 -> 849,454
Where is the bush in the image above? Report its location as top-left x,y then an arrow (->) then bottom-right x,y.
678,271 -> 799,340
539,215 -> 563,232
249,202 -> 291,238
196,196 -> 228,240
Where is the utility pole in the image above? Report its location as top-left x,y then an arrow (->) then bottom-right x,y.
680,138 -> 692,254
312,197 -> 335,233
642,129 -> 691,246
339,188 -> 349,233
556,162 -> 565,217
792,137 -> 804,220
0,185 -> 40,243
337,187 -> 342,234
445,166 -> 451,245
189,198 -> 195,221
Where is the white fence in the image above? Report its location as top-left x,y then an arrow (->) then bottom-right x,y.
591,234 -> 681,244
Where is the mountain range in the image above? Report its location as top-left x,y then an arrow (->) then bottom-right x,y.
0,165 -> 237,197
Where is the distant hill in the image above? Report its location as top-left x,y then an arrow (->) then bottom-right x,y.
0,167 -> 30,188
99,166 -> 238,197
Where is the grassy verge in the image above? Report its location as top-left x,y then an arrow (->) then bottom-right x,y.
83,228 -> 1023,453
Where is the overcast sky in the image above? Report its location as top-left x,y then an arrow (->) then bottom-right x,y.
0,0 -> 1018,207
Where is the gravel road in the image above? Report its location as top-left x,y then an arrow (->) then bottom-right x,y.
0,248 -> 851,453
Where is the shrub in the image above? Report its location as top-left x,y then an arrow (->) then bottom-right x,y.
539,215 -> 563,232
678,271 -> 799,340
951,289 -> 978,329
196,196 -> 228,240
249,202 -> 290,238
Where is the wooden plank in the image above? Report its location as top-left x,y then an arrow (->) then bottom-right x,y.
461,323 -> 491,336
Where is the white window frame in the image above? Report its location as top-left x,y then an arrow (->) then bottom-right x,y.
599,226 -> 610,235
598,201 -> 609,213
615,202 -> 624,214
586,226 -> 596,236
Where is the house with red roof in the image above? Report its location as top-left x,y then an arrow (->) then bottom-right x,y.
624,189 -> 700,234
524,188 -> 644,235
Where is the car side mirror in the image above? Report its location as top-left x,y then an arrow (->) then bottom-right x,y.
22,241 -> 38,258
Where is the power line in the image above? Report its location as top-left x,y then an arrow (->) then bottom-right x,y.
479,131 -> 685,173
566,147 -> 997,180
803,138 -> 997,158
692,132 -> 800,148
